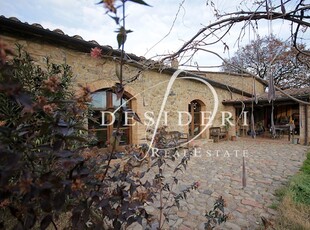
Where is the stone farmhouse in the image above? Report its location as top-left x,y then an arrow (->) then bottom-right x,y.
1,16 -> 309,147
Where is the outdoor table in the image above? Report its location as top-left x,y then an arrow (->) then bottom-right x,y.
273,124 -> 294,141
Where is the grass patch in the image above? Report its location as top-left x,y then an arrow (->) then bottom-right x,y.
274,186 -> 287,199
289,173 -> 310,205
273,152 -> 310,230
275,195 -> 310,230
300,152 -> 310,174
268,186 -> 288,211
268,202 -> 278,210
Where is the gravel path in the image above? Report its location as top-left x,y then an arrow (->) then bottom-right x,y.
134,137 -> 309,230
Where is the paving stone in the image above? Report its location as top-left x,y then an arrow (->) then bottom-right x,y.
183,220 -> 197,228
229,190 -> 240,196
246,214 -> 259,223
241,199 -> 263,209
203,189 -> 213,195
198,222 -> 206,230
177,211 -> 188,218
267,208 -> 278,215
234,218 -> 249,227
231,211 -> 245,219
179,185 -> 188,191
236,207 -> 248,213
189,209 -> 201,216
178,224 -> 192,230
211,191 -> 220,198
173,218 -> 183,228
149,221 -> 159,230
169,215 -> 178,221
256,179 -> 273,185
180,206 -> 189,211
145,205 -> 155,214
127,222 -> 143,230
140,138 -> 308,230
187,198 -> 195,204
187,204 -> 195,210
196,215 -> 206,222
224,221 -> 242,230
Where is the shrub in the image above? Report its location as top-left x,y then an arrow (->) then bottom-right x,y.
300,152 -> 310,174
274,152 -> 310,229
0,45 -> 226,230
0,44 -> 93,229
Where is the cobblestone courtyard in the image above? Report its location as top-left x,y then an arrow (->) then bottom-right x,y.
139,137 -> 309,230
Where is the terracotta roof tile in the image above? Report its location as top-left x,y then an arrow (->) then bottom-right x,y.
72,35 -> 83,40
2,15 -> 101,48
53,28 -> 64,34
32,23 -> 44,29
9,17 -> 20,22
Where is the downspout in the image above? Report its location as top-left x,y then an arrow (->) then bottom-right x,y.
305,104 -> 308,146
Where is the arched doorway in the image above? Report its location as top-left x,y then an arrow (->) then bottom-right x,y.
188,100 -> 204,138
88,89 -> 132,148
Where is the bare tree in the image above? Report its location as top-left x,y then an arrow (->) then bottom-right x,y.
161,0 -> 310,69
222,35 -> 310,88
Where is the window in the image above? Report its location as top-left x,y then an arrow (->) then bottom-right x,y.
88,89 -> 131,148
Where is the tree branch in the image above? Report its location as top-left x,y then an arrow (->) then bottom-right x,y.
161,6 -> 310,62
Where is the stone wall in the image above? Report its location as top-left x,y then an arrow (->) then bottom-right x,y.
1,34 -> 245,144
197,72 -> 266,96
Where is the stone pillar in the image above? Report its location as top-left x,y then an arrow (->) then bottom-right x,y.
299,104 -> 310,145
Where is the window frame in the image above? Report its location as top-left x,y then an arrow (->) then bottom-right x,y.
88,89 -> 132,148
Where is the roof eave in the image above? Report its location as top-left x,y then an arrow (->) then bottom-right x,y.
0,16 -> 141,61
0,16 -> 253,97
222,95 -> 310,106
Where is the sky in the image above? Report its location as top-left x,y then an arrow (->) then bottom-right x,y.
1,0 -> 308,71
